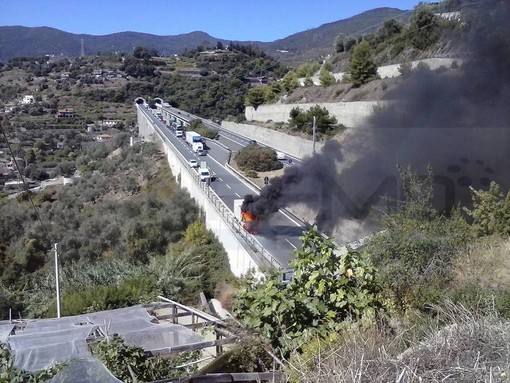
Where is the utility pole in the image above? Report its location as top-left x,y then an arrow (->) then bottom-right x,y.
54,243 -> 61,318
312,116 -> 317,154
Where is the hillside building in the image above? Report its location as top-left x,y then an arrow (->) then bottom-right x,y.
55,108 -> 76,119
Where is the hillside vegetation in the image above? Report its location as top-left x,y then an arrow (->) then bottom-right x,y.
2,0 -> 510,380
0,139 -> 234,318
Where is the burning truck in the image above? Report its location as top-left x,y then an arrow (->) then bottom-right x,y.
234,195 -> 265,234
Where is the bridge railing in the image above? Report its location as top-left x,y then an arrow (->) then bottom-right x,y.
138,105 -> 283,270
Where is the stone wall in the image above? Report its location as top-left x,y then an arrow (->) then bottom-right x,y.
221,121 -> 323,159
245,101 -> 380,128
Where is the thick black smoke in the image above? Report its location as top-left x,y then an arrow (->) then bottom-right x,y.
243,1 -> 510,241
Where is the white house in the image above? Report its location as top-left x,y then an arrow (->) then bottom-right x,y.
21,95 -> 34,105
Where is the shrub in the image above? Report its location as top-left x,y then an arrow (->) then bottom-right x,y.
94,335 -> 199,382
366,167 -> 471,311
235,145 -> 283,172
464,182 -> 510,237
55,276 -> 160,316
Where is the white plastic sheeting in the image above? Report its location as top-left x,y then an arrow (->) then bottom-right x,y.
5,305 -> 209,375
0,323 -> 15,343
48,357 -> 123,383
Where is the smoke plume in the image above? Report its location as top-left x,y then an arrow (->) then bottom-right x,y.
243,1 -> 510,242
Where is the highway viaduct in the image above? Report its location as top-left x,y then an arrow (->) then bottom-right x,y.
135,98 -> 300,279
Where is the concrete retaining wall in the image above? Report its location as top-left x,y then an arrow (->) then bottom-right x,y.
221,121 -> 323,159
302,57 -> 461,85
245,101 -> 380,128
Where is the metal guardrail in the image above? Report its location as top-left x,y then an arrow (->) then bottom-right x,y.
138,106 -> 283,270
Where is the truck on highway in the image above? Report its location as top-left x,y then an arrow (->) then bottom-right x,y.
185,131 -> 204,152
197,161 -> 211,182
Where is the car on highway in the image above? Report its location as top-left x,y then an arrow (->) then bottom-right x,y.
197,149 -> 206,156
189,159 -> 198,168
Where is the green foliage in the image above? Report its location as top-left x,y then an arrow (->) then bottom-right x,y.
346,41 -> 378,87
188,118 -> 205,131
464,182 -> 510,237
245,87 -> 267,109
447,283 -> 510,319
193,124 -> 218,139
0,343 -> 64,382
244,169 -> 258,178
294,63 -> 320,78
159,221 -> 233,300
280,71 -> 299,93
409,7 -> 440,50
0,141 -> 230,318
319,68 -> 336,87
233,226 -> 381,354
216,339 -> 275,373
133,46 -> 159,59
235,145 -> 283,173
366,167 -> 471,311
378,19 -> 403,41
303,77 -> 314,87
94,335 -> 198,382
56,276 -> 160,316
288,105 -> 341,136
398,61 -> 413,77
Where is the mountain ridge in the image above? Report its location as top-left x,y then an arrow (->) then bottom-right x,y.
0,7 -> 410,63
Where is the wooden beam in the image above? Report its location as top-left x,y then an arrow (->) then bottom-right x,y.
145,337 -> 237,357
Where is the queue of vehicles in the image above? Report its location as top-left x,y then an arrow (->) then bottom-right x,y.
163,122 -> 211,182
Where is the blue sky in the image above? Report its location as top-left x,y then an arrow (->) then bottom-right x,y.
1,1 -> 425,42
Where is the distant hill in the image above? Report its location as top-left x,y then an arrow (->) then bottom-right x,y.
0,26 -> 226,61
265,8 -> 411,65
0,8 -> 410,64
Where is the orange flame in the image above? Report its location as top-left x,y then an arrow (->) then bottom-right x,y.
242,211 -> 256,222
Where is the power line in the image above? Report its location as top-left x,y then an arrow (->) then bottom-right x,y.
0,119 -> 53,243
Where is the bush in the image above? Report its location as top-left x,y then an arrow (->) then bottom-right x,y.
55,276 -> 160,316
94,335 -> 199,382
366,167 -> 471,311
245,169 -> 258,178
464,182 -> 510,237
235,145 -> 283,172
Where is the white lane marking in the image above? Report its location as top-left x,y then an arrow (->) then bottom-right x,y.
220,134 -> 245,145
235,192 -> 241,197
278,208 -> 303,227
225,184 -> 231,189
217,177 -> 223,182
285,239 -> 298,249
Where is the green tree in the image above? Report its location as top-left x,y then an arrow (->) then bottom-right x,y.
398,61 -> 413,77
335,34 -> 346,53
319,68 -> 336,87
245,87 -> 267,109
133,46 -> 159,59
346,41 -> 378,87
288,105 -> 339,135
464,182 -> 510,237
280,71 -> 299,92
409,7 -> 440,50
235,145 -> 283,172
379,19 -> 403,41
233,227 -> 380,353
